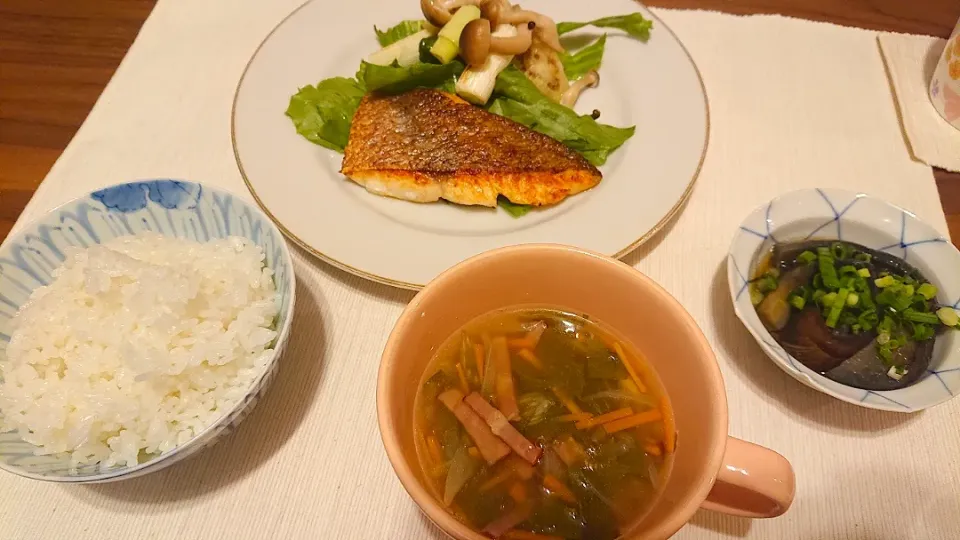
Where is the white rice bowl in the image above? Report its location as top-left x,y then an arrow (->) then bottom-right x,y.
0,233 -> 280,471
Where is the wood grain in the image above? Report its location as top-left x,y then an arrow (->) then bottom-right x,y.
0,0 -> 958,243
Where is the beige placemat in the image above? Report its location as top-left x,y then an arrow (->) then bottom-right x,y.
878,33 -> 960,172
2,2 -> 958,539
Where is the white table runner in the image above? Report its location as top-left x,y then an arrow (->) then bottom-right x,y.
2,2 -> 958,539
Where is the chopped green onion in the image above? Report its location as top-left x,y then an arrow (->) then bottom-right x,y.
877,332 -> 891,345
825,288 -> 851,328
846,293 -> 859,306
789,295 -> 806,310
832,242 -> 852,260
812,289 -> 826,304
821,292 -> 838,308
937,306 -> 960,327
875,275 -> 898,288
750,288 -> 764,306
812,273 -> 824,289
767,267 -> 781,278
903,284 -> 915,298
912,323 -> 935,341
857,268 -> 871,278
878,316 -> 895,334
917,283 -> 938,300
857,310 -> 879,331
838,265 -> 859,276
819,251 -> 841,289
796,250 -> 816,265
854,252 -> 872,263
903,309 -> 939,325
756,274 -> 778,293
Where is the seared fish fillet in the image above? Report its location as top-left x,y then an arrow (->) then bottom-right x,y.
340,89 -> 601,207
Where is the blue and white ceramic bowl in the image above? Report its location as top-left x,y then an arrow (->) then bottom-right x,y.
0,180 -> 295,482
728,188 -> 960,413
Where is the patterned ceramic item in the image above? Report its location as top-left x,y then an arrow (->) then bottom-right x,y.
728,188 -> 960,412
232,0 -> 708,289
0,180 -> 296,482
929,21 -> 960,129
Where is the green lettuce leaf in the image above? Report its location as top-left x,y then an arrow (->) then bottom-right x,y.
374,20 -> 424,46
498,196 -> 533,217
490,66 -> 635,166
557,13 -> 653,41
285,77 -> 365,152
560,34 -> 606,81
356,60 -> 464,94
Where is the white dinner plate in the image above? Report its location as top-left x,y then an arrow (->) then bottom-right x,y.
232,0 -> 708,289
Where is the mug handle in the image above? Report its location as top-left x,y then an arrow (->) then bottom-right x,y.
700,437 -> 796,518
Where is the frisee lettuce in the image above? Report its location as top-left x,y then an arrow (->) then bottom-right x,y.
497,196 -> 533,217
374,20 -> 425,46
556,13 -> 653,41
356,60 -> 463,94
559,34 -> 606,81
285,77 -> 365,152
491,65 -> 634,166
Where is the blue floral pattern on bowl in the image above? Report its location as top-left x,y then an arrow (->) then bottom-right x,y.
0,180 -> 296,482
727,188 -> 960,412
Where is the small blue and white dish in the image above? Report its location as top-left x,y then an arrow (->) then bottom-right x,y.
0,180 -> 295,482
727,188 -> 960,413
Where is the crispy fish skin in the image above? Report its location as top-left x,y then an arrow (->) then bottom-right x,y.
340,89 -> 601,207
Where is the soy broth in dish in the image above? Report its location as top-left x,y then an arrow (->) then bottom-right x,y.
414,308 -> 675,539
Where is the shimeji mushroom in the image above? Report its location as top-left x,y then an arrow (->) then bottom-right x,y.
480,0 -> 563,52
456,21 -> 534,104
459,19 -> 534,66
560,70 -> 600,107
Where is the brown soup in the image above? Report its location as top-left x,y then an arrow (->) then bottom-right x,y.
413,307 -> 676,539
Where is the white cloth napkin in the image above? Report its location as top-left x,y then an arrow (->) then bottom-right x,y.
878,33 -> 960,172
2,2 -> 958,539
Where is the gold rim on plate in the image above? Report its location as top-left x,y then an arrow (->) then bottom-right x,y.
231,2 -> 710,291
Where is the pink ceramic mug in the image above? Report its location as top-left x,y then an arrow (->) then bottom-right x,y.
378,244 -> 795,539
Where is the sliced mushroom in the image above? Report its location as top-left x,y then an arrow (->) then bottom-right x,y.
441,0 -> 485,9
421,0 -> 453,27
560,70 -> 599,107
485,6 -> 563,52
460,20 -> 535,67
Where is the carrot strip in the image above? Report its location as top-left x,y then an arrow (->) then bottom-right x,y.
480,467 -> 515,492
508,481 -> 528,504
438,389 -> 511,465
551,387 -> 582,415
456,363 -> 470,394
491,337 -> 519,421
510,456 -> 536,480
543,474 -> 577,505
468,447 -> 481,459
507,338 -> 531,349
553,436 -> 586,467
427,435 -> 443,465
464,392 -> 542,465
575,407 -> 633,430
614,342 -> 648,393
603,409 -> 663,434
474,343 -> 485,380
506,323 -> 547,350
619,378 -> 640,394
517,349 -> 544,370
483,506 -> 531,538
503,531 -> 563,540
661,395 -> 677,453
557,412 -> 592,423
644,442 -> 663,457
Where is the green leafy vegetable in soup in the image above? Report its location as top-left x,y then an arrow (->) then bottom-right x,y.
413,308 -> 675,539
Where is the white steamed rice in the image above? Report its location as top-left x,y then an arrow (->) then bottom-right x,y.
0,233 -> 279,470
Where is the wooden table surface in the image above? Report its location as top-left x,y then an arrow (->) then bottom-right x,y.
1,0 -> 958,242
